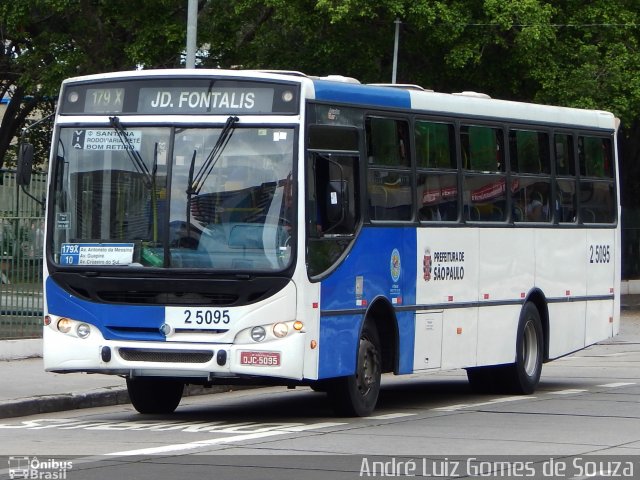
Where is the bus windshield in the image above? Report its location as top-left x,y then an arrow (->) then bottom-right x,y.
51,124 -> 295,272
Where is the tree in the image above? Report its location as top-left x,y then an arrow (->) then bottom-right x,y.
3,0 -> 640,208
0,0 -> 192,170
200,0 -> 640,206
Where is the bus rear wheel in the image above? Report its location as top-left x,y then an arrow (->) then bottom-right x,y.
126,377 -> 184,414
506,301 -> 543,394
327,322 -> 381,417
467,302 -> 543,394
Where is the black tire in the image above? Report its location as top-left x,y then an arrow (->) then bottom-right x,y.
504,302 -> 544,394
126,377 -> 184,414
327,321 -> 381,417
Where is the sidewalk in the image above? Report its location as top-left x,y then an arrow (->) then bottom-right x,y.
0,356 -> 129,419
1,295 -> 638,420
0,341 -> 246,419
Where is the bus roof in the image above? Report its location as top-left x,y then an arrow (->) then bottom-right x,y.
61,69 -> 616,130
311,78 -> 616,131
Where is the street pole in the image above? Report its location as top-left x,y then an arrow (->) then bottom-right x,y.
392,18 -> 401,84
186,0 -> 198,68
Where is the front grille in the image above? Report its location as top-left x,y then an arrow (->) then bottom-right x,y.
118,348 -> 214,363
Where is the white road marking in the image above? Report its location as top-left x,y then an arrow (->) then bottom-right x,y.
433,396 -> 533,412
107,430 -> 289,455
597,382 -> 636,388
363,413 -> 416,420
106,421 -> 346,456
549,389 -> 588,395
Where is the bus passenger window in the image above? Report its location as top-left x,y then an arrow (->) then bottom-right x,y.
417,173 -> 458,222
512,180 -> 551,223
415,121 -> 455,169
556,179 -> 577,223
368,170 -> 412,221
461,125 -> 505,222
554,134 -> 575,176
463,174 -> 507,221
509,130 -> 549,174
366,116 -> 412,222
461,125 -> 503,172
578,136 -> 615,224
366,117 -> 410,167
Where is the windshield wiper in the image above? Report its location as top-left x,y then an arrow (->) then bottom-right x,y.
185,148 -> 198,239
188,115 -> 239,196
109,116 -> 153,188
110,116 -> 161,244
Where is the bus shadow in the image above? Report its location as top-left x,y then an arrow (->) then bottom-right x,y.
161,377 -> 480,422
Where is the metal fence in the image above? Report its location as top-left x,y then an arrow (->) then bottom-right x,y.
0,171 -> 46,339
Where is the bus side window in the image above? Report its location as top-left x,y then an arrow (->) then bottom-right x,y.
554,133 -> 577,223
461,124 -> 506,222
578,136 -> 615,224
415,119 -> 458,223
366,117 -> 412,221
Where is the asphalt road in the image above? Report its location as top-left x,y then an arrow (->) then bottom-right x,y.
0,311 -> 639,479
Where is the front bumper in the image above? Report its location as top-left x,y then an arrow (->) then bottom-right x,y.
43,325 -> 307,381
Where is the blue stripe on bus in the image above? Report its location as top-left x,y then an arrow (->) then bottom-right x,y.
312,80 -> 411,109
318,227 -> 417,378
46,277 -> 165,341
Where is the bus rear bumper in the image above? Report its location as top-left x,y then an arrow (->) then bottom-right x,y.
43,324 -> 307,381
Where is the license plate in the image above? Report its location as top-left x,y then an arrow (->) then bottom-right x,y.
240,351 -> 281,367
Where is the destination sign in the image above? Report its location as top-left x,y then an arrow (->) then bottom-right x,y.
60,78 -> 300,115
138,87 -> 273,114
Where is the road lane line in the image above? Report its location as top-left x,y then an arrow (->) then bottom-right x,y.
597,382 -> 636,388
107,430 -> 288,455
433,396 -> 534,412
362,413 -> 416,420
106,421 -> 346,456
549,389 -> 588,395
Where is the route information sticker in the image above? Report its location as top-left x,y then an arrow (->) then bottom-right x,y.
60,243 -> 134,266
72,129 -> 142,151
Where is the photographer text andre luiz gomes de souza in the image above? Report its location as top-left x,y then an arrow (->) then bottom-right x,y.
359,457 -> 635,478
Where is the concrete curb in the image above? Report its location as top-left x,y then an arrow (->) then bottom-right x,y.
0,384 -> 251,420
0,388 -> 130,419
0,339 -> 42,361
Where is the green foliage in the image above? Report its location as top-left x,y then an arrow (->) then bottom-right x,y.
2,0 -> 640,204
0,0 -> 189,170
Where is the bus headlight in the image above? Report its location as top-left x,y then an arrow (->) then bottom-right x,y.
251,326 -> 266,342
57,318 -> 73,334
273,322 -> 289,338
235,320 -> 303,344
76,323 -> 91,339
50,315 -> 95,339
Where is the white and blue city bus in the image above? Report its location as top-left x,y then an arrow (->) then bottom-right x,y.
33,69 -> 620,416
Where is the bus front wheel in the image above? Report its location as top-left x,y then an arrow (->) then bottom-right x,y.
327,321 -> 381,417
126,377 -> 184,414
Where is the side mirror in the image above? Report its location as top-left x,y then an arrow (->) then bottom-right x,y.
17,143 -> 34,186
